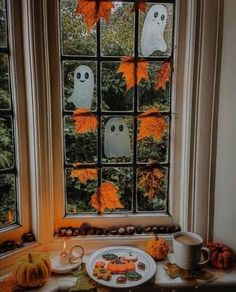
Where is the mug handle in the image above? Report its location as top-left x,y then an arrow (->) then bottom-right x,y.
68,244 -> 84,264
198,247 -> 211,266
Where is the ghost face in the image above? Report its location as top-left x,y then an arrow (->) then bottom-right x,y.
68,65 -> 94,109
141,4 -> 168,57
104,118 -> 131,158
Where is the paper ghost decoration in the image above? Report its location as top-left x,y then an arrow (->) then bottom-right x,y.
141,4 -> 168,57
68,65 -> 94,109
104,118 -> 131,158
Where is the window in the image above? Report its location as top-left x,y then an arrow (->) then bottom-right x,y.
59,0 -> 176,217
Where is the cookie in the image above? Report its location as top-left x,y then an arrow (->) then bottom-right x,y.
107,260 -> 136,274
102,253 -> 118,261
125,271 -> 142,281
116,276 -> 127,284
93,267 -> 112,281
123,252 -> 138,262
137,261 -> 145,270
95,261 -> 105,268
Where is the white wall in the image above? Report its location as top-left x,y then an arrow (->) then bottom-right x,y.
213,0 -> 236,250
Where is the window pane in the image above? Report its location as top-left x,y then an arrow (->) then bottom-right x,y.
138,62 -> 170,112
102,116 -> 133,163
0,117 -> 14,169
0,53 -> 11,109
137,167 -> 168,212
102,167 -> 132,212
0,174 -> 17,229
63,61 -> 97,111
101,62 -> 134,111
65,168 -> 97,214
101,2 -> 134,56
64,116 -> 97,163
0,0 -> 7,47
139,3 -> 174,57
137,116 -> 169,163
60,0 -> 97,56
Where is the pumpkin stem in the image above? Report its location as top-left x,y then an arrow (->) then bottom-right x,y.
28,253 -> 33,263
153,233 -> 159,241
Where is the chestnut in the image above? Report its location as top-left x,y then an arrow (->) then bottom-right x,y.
135,226 -> 143,234
143,226 -> 152,233
118,227 -> 126,236
58,227 -> 67,237
4,240 -> 16,251
16,240 -> 23,248
22,232 -> 35,242
65,228 -> 73,237
126,226 -> 135,235
72,228 -> 80,236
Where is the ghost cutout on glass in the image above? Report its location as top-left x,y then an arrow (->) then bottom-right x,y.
68,65 -> 94,109
141,4 -> 168,57
104,118 -> 131,158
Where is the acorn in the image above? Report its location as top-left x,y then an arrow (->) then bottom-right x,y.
126,226 -> 135,235
95,228 -> 104,235
65,227 -> 73,237
118,227 -> 126,236
80,222 -> 91,235
58,227 -> 67,237
143,226 -> 152,233
16,240 -> 23,248
110,228 -> 118,235
0,245 -> 6,254
4,240 -> 16,251
88,228 -> 96,235
22,232 -> 35,242
135,226 -> 143,234
159,226 -> 167,233
152,226 -> 159,234
73,228 -> 80,236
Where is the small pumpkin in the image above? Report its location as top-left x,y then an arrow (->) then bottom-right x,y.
146,234 -> 169,260
13,252 -> 52,287
206,242 -> 235,269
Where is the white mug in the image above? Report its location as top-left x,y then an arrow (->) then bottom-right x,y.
173,231 -> 211,270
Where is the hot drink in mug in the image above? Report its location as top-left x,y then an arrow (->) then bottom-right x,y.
173,231 -> 211,270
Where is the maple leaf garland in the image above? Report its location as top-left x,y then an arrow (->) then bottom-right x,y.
70,168 -> 98,184
138,108 -> 167,141
131,1 -> 147,13
72,108 -> 98,134
117,57 -> 149,90
155,61 -> 172,91
75,0 -> 114,32
91,182 -> 124,214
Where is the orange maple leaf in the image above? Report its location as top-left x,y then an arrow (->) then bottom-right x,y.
117,57 -> 149,90
138,108 -> 167,141
155,61 -> 171,90
75,0 -> 114,31
0,275 -> 16,292
72,108 -> 98,134
131,1 -> 147,13
71,168 -> 98,184
90,181 -> 124,213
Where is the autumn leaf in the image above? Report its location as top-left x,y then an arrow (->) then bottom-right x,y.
138,168 -> 165,201
117,57 -> 149,90
155,61 -> 172,90
75,0 -> 113,32
138,108 -> 167,141
90,182 -> 124,213
131,1 -> 147,13
72,108 -> 98,134
71,168 -> 98,184
0,275 -> 17,292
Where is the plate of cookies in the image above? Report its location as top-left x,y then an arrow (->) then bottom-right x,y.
86,246 -> 156,288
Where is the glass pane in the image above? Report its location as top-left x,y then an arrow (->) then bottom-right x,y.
137,116 -> 169,163
0,53 -> 11,109
102,167 -> 132,212
101,2 -> 134,56
139,3 -> 174,57
63,61 -> 97,111
0,117 -> 14,169
138,62 -> 170,112
0,0 -> 7,47
64,116 -> 97,163
102,116 -> 133,163
60,0 -> 96,56
65,168 -> 97,214
137,167 -> 168,212
0,174 -> 17,229
101,62 -> 134,111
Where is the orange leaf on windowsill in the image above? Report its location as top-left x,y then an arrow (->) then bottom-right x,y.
138,108 -> 167,141
71,168 -> 98,184
117,57 -> 149,90
72,108 -> 98,134
0,275 -> 17,292
90,181 -> 124,214
155,61 -> 172,91
75,0 -> 114,32
131,1 -> 147,13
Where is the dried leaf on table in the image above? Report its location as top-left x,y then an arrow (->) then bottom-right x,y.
138,108 -> 167,141
72,108 -> 98,134
155,61 -> 172,91
70,168 -> 98,184
130,1 -> 147,12
0,275 -> 18,292
75,0 -> 113,32
117,57 -> 149,90
90,181 -> 124,214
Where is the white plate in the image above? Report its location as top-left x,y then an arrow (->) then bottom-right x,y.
50,254 -> 82,274
86,246 -> 156,289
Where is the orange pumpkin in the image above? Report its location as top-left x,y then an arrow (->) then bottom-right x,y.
146,234 -> 169,260
107,260 -> 135,274
207,242 -> 235,269
14,252 -> 52,287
